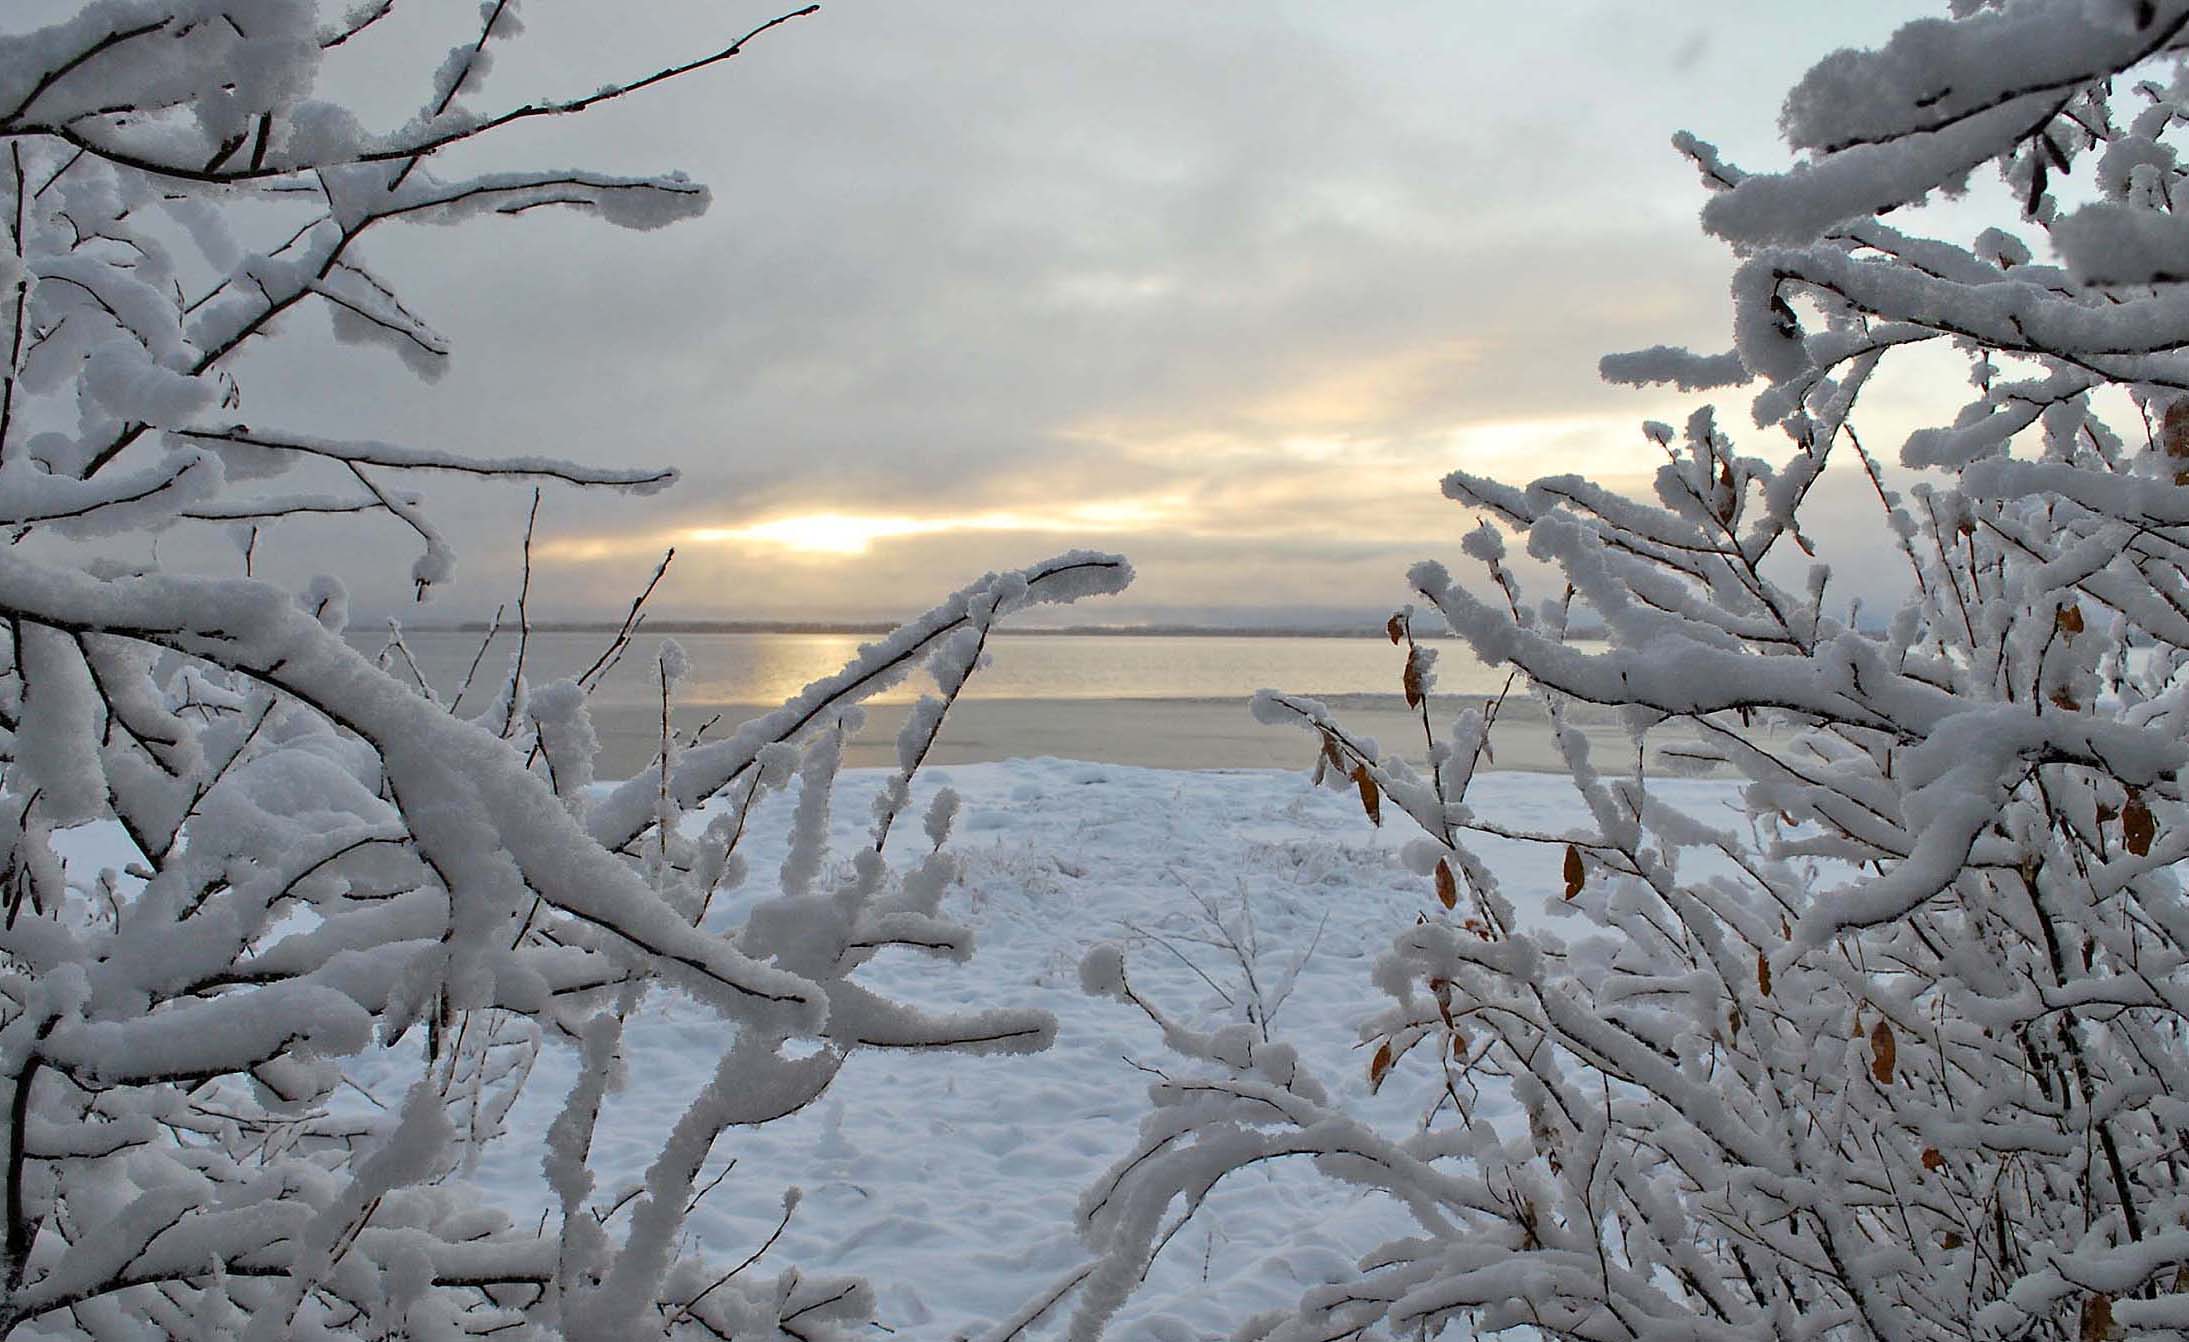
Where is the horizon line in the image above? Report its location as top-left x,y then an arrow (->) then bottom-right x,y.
388,619 -> 1547,640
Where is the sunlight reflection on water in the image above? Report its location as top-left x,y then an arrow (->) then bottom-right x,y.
355,629 -> 1520,709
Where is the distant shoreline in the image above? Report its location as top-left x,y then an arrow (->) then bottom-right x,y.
400,621 -> 1597,640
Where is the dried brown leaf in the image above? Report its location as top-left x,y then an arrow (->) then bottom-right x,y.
2165,397 -> 2189,458
1403,648 -> 1426,709
1386,612 -> 1406,645
1562,844 -> 1584,900
1870,1018 -> 1897,1085
1921,1147 -> 1944,1173
1756,950 -> 1772,998
2056,604 -> 2085,638
2081,1292 -> 2115,1342
1369,1039 -> 1394,1093
1316,735 -> 1346,791
2124,793 -> 2156,857
1351,764 -> 1382,827
1434,859 -> 1458,910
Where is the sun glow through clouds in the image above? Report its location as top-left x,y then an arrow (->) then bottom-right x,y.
686,513 -> 943,555
675,500 -> 1176,557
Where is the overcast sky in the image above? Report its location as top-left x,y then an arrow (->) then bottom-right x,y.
186,1 -> 1946,626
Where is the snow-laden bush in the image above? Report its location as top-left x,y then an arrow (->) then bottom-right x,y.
0,7 -> 1129,1339
1072,3 -> 2189,1338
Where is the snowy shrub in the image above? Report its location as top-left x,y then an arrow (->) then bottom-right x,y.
0,6 -> 1128,1339
1071,3 -> 2189,1338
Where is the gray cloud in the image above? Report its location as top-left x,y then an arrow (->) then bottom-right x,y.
144,0 -> 1929,625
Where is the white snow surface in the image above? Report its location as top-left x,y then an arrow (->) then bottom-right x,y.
124,759 -> 1751,1338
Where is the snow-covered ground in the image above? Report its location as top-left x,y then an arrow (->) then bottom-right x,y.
47,758 -> 1744,1337
411,760 -> 1742,1339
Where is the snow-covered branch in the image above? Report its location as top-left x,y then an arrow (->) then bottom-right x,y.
1079,4 -> 2189,1337
0,6 -> 1134,1339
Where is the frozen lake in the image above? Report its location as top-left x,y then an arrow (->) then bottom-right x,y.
348,628 -> 1589,776
344,627 -> 1747,780
354,628 -> 1510,709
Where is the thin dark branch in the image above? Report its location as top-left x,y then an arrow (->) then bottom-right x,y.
497,489 -> 541,738
3,7 -> 820,186
576,549 -> 675,691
